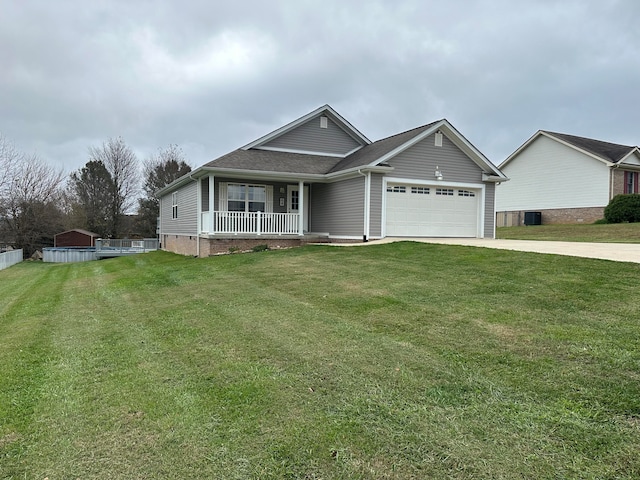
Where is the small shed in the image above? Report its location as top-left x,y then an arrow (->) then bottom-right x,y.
54,229 -> 100,247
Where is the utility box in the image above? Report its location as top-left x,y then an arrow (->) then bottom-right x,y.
524,211 -> 542,226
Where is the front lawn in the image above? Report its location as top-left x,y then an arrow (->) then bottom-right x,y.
497,222 -> 640,242
1,245 -> 639,478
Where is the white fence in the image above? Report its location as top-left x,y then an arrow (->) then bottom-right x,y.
43,248 -> 97,263
95,238 -> 159,258
0,249 -> 23,271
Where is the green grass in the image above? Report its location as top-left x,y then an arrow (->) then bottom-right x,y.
1,244 -> 640,479
497,222 -> 640,242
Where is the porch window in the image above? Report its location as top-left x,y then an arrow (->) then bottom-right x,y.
226,184 -> 267,212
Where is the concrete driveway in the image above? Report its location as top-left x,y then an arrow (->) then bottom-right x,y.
339,237 -> 640,264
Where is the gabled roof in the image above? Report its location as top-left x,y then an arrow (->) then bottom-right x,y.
55,229 -> 100,237
241,104 -> 371,152
501,130 -> 639,168
328,122 -> 438,173
157,106 -> 506,196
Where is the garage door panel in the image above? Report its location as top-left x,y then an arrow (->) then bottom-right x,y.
386,184 -> 478,237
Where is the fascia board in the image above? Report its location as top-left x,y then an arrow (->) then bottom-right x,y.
198,167 -> 325,182
438,121 -> 507,178
253,146 -> 346,158
541,131 -> 614,167
324,165 -> 395,183
155,167 -> 206,197
499,130 -> 543,169
241,105 -> 371,150
618,147 -> 640,167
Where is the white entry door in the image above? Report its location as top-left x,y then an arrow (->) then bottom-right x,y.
287,185 -> 309,231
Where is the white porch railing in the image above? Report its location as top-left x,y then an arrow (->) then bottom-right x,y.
201,211 -> 300,235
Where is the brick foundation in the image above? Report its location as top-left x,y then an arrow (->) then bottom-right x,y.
161,234 -> 329,257
496,207 -> 605,226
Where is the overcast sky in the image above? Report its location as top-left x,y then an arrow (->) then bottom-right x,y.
2,0 -> 639,176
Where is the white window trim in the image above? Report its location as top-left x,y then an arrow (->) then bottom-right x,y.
219,182 -> 273,213
171,192 -> 178,219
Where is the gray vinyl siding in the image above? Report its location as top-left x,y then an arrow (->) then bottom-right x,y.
383,133 -> 497,238
370,174 -> 383,237
264,116 -> 362,155
388,133 -> 483,182
160,181 -> 198,235
311,176 -> 365,237
484,183 -> 496,238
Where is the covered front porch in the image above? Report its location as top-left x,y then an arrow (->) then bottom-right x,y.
197,175 -> 310,236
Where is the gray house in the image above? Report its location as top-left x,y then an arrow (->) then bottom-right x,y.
157,105 -> 507,256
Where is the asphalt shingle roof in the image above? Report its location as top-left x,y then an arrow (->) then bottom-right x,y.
204,149 -> 343,175
544,131 -> 636,164
206,121 -> 440,175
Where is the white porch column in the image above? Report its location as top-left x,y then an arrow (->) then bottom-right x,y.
298,179 -> 304,236
209,174 -> 215,234
196,176 -> 202,257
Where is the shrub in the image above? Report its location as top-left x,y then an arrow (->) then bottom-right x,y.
228,246 -> 241,253
251,244 -> 269,252
604,194 -> 640,223
592,218 -> 609,224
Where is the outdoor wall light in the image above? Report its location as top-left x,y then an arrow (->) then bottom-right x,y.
435,166 -> 443,181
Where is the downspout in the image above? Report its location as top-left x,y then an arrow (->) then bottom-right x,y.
611,163 -> 620,200
191,174 -> 201,258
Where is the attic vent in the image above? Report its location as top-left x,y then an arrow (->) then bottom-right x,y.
320,116 -> 328,129
435,131 -> 443,147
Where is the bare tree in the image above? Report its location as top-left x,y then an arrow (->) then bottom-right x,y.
0,133 -> 21,197
137,144 -> 191,237
0,153 -> 66,256
88,137 -> 140,237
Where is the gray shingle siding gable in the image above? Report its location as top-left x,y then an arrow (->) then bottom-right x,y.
311,177 -> 365,237
263,116 -> 363,155
160,181 -> 198,235
370,174 -> 383,238
387,133 -> 483,182
484,183 -> 496,237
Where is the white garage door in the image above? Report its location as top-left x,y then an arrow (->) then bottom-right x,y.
386,184 -> 479,237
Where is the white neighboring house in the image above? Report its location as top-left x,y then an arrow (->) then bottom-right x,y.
496,131 -> 640,226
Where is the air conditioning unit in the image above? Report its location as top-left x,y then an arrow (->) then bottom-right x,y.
524,211 -> 542,226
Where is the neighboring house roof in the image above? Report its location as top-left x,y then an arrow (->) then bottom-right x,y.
501,130 -> 640,168
55,229 -> 100,237
157,106 -> 506,196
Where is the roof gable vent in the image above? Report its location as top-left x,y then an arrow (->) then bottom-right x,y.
435,131 -> 443,147
320,116 -> 328,129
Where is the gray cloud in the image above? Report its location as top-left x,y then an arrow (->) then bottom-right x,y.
1,0 -> 639,176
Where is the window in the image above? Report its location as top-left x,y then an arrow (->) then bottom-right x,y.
227,184 -> 266,212
436,188 -> 454,196
458,190 -> 475,197
411,186 -> 430,194
290,189 -> 299,210
387,185 -> 406,193
171,192 -> 178,219
624,171 -> 638,194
